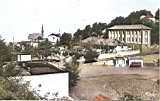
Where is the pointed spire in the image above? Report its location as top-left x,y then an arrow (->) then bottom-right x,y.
41,24 -> 44,38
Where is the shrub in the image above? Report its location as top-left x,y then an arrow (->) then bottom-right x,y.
0,77 -> 38,100
84,49 -> 98,63
63,56 -> 80,90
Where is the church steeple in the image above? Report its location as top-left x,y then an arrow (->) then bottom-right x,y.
41,24 -> 44,38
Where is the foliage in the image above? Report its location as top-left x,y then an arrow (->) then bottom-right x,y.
63,56 -> 80,90
0,62 -> 21,77
121,92 -> 142,101
38,38 -> 53,60
125,9 -> 153,24
108,16 -> 125,26
73,9 -> 159,46
60,32 -> 72,47
73,22 -> 107,41
0,39 -> 11,62
141,19 -> 159,44
84,49 -> 98,63
0,77 -> 38,100
108,9 -> 159,44
0,61 -> 37,99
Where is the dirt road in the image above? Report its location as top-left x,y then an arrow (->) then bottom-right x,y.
79,64 -> 159,79
70,64 -> 159,100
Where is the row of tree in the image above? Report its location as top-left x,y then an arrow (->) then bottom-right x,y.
57,9 -> 159,47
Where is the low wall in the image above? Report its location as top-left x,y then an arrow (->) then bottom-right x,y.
98,50 -> 140,60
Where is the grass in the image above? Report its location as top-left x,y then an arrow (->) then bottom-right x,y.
143,54 -> 160,63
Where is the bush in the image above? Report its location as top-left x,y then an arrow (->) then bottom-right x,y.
63,56 -> 80,90
121,92 -> 142,101
0,77 -> 38,100
84,49 -> 98,63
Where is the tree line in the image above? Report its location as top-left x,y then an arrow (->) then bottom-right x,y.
58,9 -> 159,47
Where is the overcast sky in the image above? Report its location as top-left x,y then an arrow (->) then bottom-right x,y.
0,0 -> 159,42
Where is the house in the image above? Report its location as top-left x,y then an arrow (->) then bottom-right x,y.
140,15 -> 156,22
108,24 -> 151,45
28,33 -> 42,42
128,56 -> 143,68
28,33 -> 43,47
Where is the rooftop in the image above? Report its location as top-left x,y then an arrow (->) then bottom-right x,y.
28,33 -> 42,40
108,24 -> 152,30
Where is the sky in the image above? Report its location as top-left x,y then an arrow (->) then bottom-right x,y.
0,0 -> 159,42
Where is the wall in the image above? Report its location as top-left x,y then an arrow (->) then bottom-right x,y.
20,73 -> 69,99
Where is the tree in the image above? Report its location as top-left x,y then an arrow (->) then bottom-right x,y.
109,16 -> 125,26
0,59 -> 37,100
155,8 -> 159,20
73,29 -> 83,42
0,36 -> 38,100
0,38 -> 11,62
63,56 -> 80,91
0,77 -> 38,100
92,22 -> 107,37
141,19 -> 159,44
84,49 -> 99,63
38,38 -> 53,60
73,22 -> 108,42
124,9 -> 153,24
60,32 -> 72,47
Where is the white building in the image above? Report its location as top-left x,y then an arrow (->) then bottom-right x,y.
128,57 -> 143,67
108,24 -> 151,45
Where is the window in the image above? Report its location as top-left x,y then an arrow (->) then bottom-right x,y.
135,38 -> 138,42
129,37 -> 131,42
145,38 -> 148,42
145,31 -> 148,43
132,37 -> 134,42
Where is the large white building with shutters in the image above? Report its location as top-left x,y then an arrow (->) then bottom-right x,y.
108,24 -> 151,45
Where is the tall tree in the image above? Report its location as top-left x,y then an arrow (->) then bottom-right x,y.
73,22 -> 108,41
60,32 -> 72,47
124,9 -> 153,24
0,38 -> 11,62
63,56 -> 80,91
73,29 -> 83,42
38,38 -> 53,60
109,16 -> 125,26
